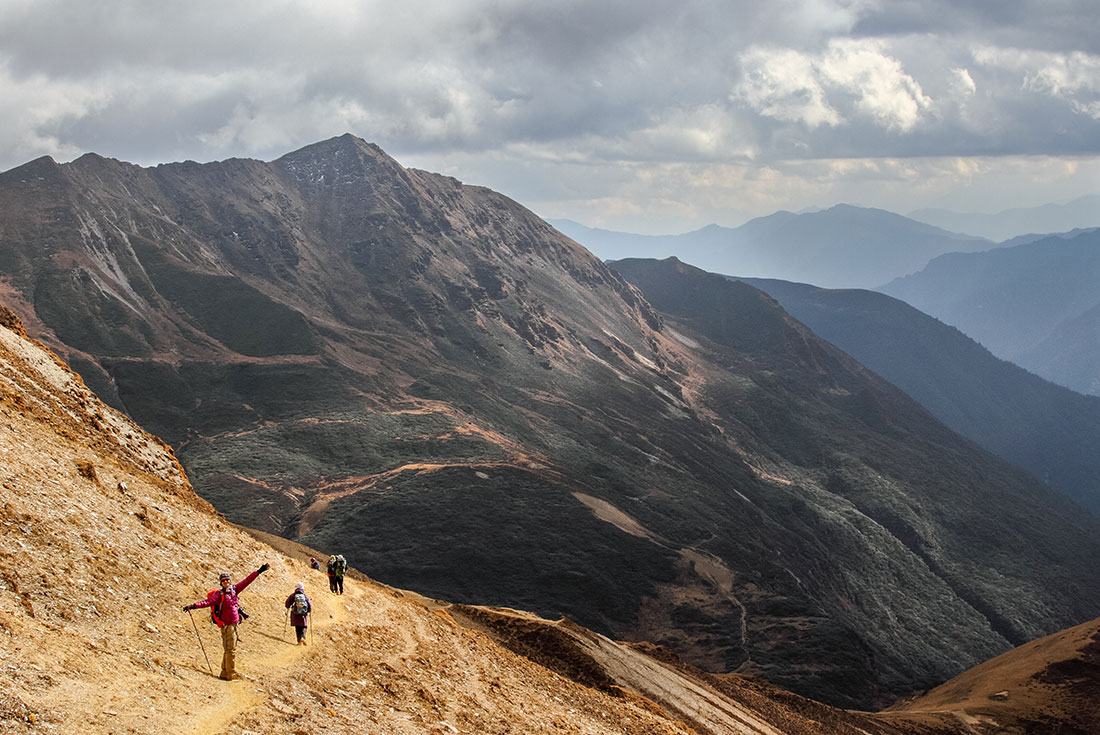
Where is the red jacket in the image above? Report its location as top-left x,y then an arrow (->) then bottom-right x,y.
192,569 -> 259,626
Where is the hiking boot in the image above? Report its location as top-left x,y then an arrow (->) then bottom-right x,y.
219,673 -> 243,681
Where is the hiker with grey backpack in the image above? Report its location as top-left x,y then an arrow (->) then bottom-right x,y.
285,582 -> 312,645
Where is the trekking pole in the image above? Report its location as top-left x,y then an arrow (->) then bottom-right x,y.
309,612 -> 314,646
283,608 -> 288,642
187,609 -> 213,675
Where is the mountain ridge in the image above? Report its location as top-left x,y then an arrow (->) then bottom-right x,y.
908,194 -> 1100,241
4,137 -> 1100,708
879,228 -> 1100,396
731,275 -> 1100,514
550,206 -> 991,289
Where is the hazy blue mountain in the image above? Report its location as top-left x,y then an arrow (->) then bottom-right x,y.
909,195 -> 1100,241
878,229 -> 1100,395
1015,300 -> 1100,396
733,276 -> 1100,513
551,205 -> 990,289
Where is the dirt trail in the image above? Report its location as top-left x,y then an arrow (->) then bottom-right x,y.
183,568 -> 363,735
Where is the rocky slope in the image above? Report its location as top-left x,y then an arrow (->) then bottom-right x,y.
3,137 -> 1100,708
7,305 -> 1100,735
0,307 -> 714,735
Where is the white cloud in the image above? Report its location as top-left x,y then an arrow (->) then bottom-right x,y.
734,47 -> 842,129
974,46 -> 1100,101
0,1 -> 1097,231
979,46 -> 1100,122
819,40 -> 931,131
949,67 -> 977,96
734,39 -> 930,132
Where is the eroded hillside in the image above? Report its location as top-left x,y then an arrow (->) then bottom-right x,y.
0,309 -> 697,734
7,307 -> 1100,734
3,138 -> 1100,708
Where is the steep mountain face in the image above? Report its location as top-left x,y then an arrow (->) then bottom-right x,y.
734,277 -> 1100,514
608,257 -> 1100,690
550,205 -> 990,289
3,138 -> 1100,709
878,229 -> 1100,395
7,306 -> 1088,735
0,308 -> 735,735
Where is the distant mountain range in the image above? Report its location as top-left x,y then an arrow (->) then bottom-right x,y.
551,206 -> 991,289
730,275 -> 1100,513
909,195 -> 1100,241
3,137 -> 1100,707
879,228 -> 1100,396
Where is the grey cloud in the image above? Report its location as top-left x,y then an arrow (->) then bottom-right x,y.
852,0 -> 1100,53
0,0 -> 1096,230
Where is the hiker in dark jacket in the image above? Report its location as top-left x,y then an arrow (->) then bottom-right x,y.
184,563 -> 269,680
285,582 -> 312,645
329,554 -> 347,595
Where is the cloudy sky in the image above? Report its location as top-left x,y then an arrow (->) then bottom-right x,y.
2,0 -> 1098,233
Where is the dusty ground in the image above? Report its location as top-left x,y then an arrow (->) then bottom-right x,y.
0,313 -> 693,735
2,309 -> 1098,735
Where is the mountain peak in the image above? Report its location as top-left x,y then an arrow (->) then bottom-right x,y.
274,133 -> 404,191
0,154 -> 61,182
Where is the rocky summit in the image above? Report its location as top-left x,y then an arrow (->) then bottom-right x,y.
2,136 -> 1100,708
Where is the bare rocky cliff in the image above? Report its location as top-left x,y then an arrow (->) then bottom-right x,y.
2,137 -> 1100,708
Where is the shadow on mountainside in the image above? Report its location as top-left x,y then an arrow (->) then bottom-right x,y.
2,305 -> 1099,735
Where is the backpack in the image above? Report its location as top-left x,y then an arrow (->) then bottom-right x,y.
208,588 -> 248,627
207,589 -> 226,627
333,557 -> 347,575
291,592 -> 309,617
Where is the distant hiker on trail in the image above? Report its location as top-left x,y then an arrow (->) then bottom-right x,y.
327,554 -> 347,595
310,556 -> 320,571
285,582 -> 312,645
184,563 -> 270,680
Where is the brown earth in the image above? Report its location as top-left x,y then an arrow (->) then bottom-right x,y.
3,294 -> 1099,733
0,310 -> 695,735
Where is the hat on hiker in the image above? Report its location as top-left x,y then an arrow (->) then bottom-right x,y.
219,571 -> 231,581
295,581 -> 305,591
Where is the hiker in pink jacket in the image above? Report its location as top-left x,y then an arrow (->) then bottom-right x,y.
184,563 -> 269,680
